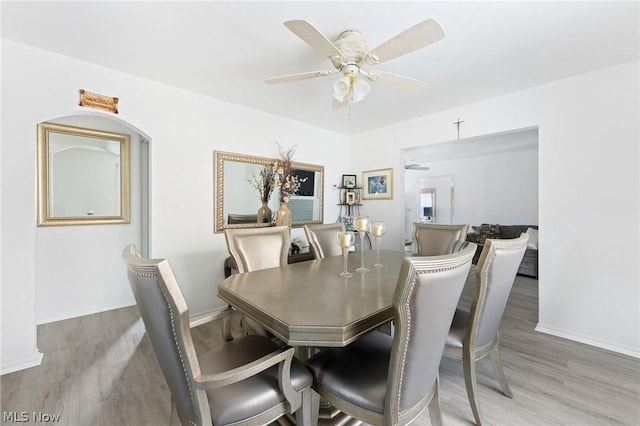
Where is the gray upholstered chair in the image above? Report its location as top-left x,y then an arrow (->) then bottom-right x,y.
224,225 -> 290,273
224,226 -> 290,337
412,222 -> 469,256
303,223 -> 344,259
122,244 -> 313,426
444,233 -> 529,425
306,243 -> 477,426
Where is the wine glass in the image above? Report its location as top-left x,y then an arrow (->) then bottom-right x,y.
336,230 -> 355,277
354,216 -> 370,272
371,221 -> 386,268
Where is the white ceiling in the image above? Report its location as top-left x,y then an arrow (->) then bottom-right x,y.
2,1 -> 638,136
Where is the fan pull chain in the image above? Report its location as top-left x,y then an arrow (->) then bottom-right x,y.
348,75 -> 355,120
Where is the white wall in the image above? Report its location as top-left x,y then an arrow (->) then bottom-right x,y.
0,40 -> 348,373
36,116 -> 143,324
425,148 -> 538,226
350,61 -> 640,357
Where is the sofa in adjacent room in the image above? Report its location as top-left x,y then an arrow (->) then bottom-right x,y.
466,224 -> 539,278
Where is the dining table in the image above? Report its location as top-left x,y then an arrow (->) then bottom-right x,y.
217,249 -> 408,348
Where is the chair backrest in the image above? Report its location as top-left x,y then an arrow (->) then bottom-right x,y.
470,233 -> 529,349
224,226 -> 290,273
303,223 -> 344,259
447,239 -> 470,254
385,243 -> 476,424
227,213 -> 259,224
412,222 -> 469,256
122,244 -> 210,425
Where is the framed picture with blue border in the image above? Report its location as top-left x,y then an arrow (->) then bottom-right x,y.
362,168 -> 393,200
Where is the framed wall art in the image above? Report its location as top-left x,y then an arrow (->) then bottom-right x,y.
342,174 -> 357,188
345,191 -> 357,205
362,168 -> 393,200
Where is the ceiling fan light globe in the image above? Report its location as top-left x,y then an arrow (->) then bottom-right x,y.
333,76 -> 351,101
350,78 -> 371,103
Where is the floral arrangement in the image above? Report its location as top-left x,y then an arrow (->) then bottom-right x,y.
248,164 -> 277,204
274,143 -> 307,203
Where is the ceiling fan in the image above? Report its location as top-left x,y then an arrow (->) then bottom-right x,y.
265,19 -> 445,108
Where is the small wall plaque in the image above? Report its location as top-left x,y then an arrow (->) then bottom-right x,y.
79,89 -> 119,114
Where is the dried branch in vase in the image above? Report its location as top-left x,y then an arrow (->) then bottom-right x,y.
248,164 -> 277,203
274,142 -> 308,203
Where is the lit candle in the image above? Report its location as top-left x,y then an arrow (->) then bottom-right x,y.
340,233 -> 352,248
372,222 -> 385,237
355,216 -> 370,232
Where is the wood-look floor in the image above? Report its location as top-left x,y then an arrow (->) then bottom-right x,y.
1,272 -> 639,426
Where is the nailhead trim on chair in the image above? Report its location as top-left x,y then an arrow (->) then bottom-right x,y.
398,260 -> 469,417
396,268 -> 414,416
131,269 -> 198,426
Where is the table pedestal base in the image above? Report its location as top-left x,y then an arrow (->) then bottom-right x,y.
318,406 -> 363,426
279,407 -> 362,426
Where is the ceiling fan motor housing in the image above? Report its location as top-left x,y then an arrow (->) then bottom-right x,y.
332,30 -> 370,72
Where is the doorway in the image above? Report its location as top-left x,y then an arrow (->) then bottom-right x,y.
403,127 -> 539,250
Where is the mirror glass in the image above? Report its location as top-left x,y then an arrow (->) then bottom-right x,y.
37,122 -> 130,226
214,151 -> 324,233
419,188 -> 436,222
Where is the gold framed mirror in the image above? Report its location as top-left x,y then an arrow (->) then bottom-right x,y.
37,122 -> 130,226
214,151 -> 324,233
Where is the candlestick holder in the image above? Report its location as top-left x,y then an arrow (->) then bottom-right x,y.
354,216 -> 370,273
336,230 -> 355,277
371,221 -> 386,268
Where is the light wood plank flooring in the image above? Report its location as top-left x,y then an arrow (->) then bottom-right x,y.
1,273 -> 639,425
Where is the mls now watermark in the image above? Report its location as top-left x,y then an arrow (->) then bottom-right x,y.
3,411 -> 61,422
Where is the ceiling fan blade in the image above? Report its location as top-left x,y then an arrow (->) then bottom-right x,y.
368,71 -> 428,94
367,18 -> 445,64
265,70 -> 337,84
332,97 -> 348,109
284,20 -> 343,59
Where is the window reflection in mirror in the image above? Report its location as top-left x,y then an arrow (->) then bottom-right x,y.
37,122 -> 130,226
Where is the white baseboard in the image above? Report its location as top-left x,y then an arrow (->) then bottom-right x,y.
1,350 -> 44,376
36,300 -> 136,325
189,306 -> 230,328
535,323 -> 640,358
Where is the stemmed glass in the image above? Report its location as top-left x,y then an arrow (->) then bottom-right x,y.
372,221 -> 386,268
354,216 -> 370,272
336,230 -> 355,277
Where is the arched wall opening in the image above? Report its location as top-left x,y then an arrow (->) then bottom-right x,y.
35,111 -> 151,325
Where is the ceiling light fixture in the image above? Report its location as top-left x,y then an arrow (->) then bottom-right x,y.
331,74 -> 372,120
332,76 -> 351,101
332,74 -> 371,104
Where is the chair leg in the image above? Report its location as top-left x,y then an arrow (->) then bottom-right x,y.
239,316 -> 249,335
428,376 -> 444,426
295,388 -> 316,426
221,309 -> 233,342
463,349 -> 483,426
489,339 -> 513,398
